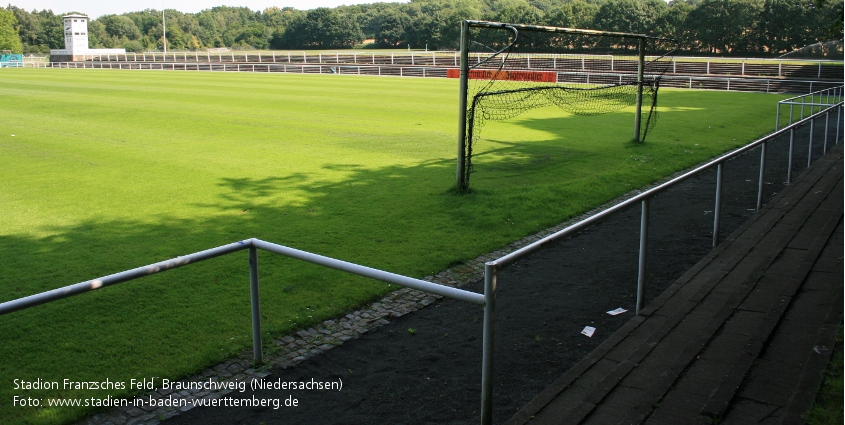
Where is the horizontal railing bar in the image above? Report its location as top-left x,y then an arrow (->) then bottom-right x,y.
779,101 -> 840,107
0,240 -> 252,316
34,62 -> 840,90
491,103 -> 841,270
1,237 -> 486,317
250,239 -> 485,305
780,87 -> 842,103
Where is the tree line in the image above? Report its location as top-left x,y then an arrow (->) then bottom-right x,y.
2,0 -> 843,57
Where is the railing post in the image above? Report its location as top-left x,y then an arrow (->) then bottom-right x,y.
823,110 -> 830,153
480,262 -> 496,425
788,128 -> 795,185
775,101 -> 781,130
757,142 -> 767,211
713,162 -> 723,248
249,245 -> 263,364
636,198 -> 649,315
801,95 -> 806,119
808,116 -> 815,167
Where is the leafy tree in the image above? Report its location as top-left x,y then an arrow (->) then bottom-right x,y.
86,19 -> 106,47
493,0 -> 544,23
0,8 -> 23,53
592,0 -> 668,34
278,8 -> 363,48
7,6 -> 37,47
815,0 -> 844,41
656,0 -> 695,48
120,38 -> 144,52
3,0 -> 842,57
543,0 -> 600,28
686,0 -> 763,54
528,0 -> 557,12
435,0 -> 486,48
187,34 -> 201,50
373,8 -> 410,46
165,18 -> 187,50
101,15 -> 142,40
237,22 -> 268,48
33,9 -> 62,49
757,0 -> 842,55
403,5 -> 444,49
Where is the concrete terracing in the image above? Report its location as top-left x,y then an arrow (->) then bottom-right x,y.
506,144 -> 843,425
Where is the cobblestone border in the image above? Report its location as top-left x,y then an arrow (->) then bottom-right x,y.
76,182 -> 669,425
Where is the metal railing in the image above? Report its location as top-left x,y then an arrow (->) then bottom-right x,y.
776,86 -> 844,130
1,102 -> 841,425
24,61 -> 842,95
775,87 -> 843,178
0,237 -> 495,424
485,101 -> 841,330
59,51 -> 844,78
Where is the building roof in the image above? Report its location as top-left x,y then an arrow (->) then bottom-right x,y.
62,14 -> 89,19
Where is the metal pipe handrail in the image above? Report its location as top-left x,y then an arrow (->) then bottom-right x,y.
0,240 -> 251,315
0,239 -> 484,318
776,86 -> 843,131
0,236 -> 491,421
481,100 -> 841,422
780,86 -> 843,103
490,103 -> 839,271
779,101 -> 840,107
250,239 -> 485,305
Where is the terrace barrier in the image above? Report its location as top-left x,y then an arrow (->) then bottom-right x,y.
775,86 -> 844,176
0,237 -> 494,423
23,61 -> 843,94
64,51 -> 844,79
482,102 -> 842,424
0,101 -> 841,425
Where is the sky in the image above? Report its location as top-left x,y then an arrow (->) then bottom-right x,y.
9,1 -> 410,18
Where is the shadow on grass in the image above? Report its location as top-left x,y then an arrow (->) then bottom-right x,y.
0,91 -> 819,424
1,146 -> 596,424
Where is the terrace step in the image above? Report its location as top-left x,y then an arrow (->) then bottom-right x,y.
506,143 -> 843,425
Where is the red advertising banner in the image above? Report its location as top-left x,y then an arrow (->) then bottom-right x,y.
446,68 -> 556,83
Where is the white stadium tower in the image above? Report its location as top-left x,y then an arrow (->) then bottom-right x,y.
50,14 -> 126,62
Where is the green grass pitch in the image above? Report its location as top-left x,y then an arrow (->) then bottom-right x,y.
0,68 -> 785,424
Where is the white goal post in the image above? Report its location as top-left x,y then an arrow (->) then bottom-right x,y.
455,20 -> 677,191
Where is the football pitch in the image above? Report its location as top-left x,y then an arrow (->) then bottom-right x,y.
0,68 -> 786,424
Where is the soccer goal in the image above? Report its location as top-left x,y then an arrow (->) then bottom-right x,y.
454,20 -> 678,191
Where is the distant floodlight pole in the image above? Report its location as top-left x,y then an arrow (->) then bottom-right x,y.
162,9 -> 167,54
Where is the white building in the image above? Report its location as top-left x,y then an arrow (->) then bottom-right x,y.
50,14 -> 126,61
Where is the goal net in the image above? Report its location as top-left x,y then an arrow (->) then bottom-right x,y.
455,20 -> 677,191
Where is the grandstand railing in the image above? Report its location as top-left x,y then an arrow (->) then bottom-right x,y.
25,61 -> 843,94
62,51 -> 843,79
776,86 -> 844,129
775,86 -> 843,179
0,237 -> 495,424
485,100 -> 841,343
